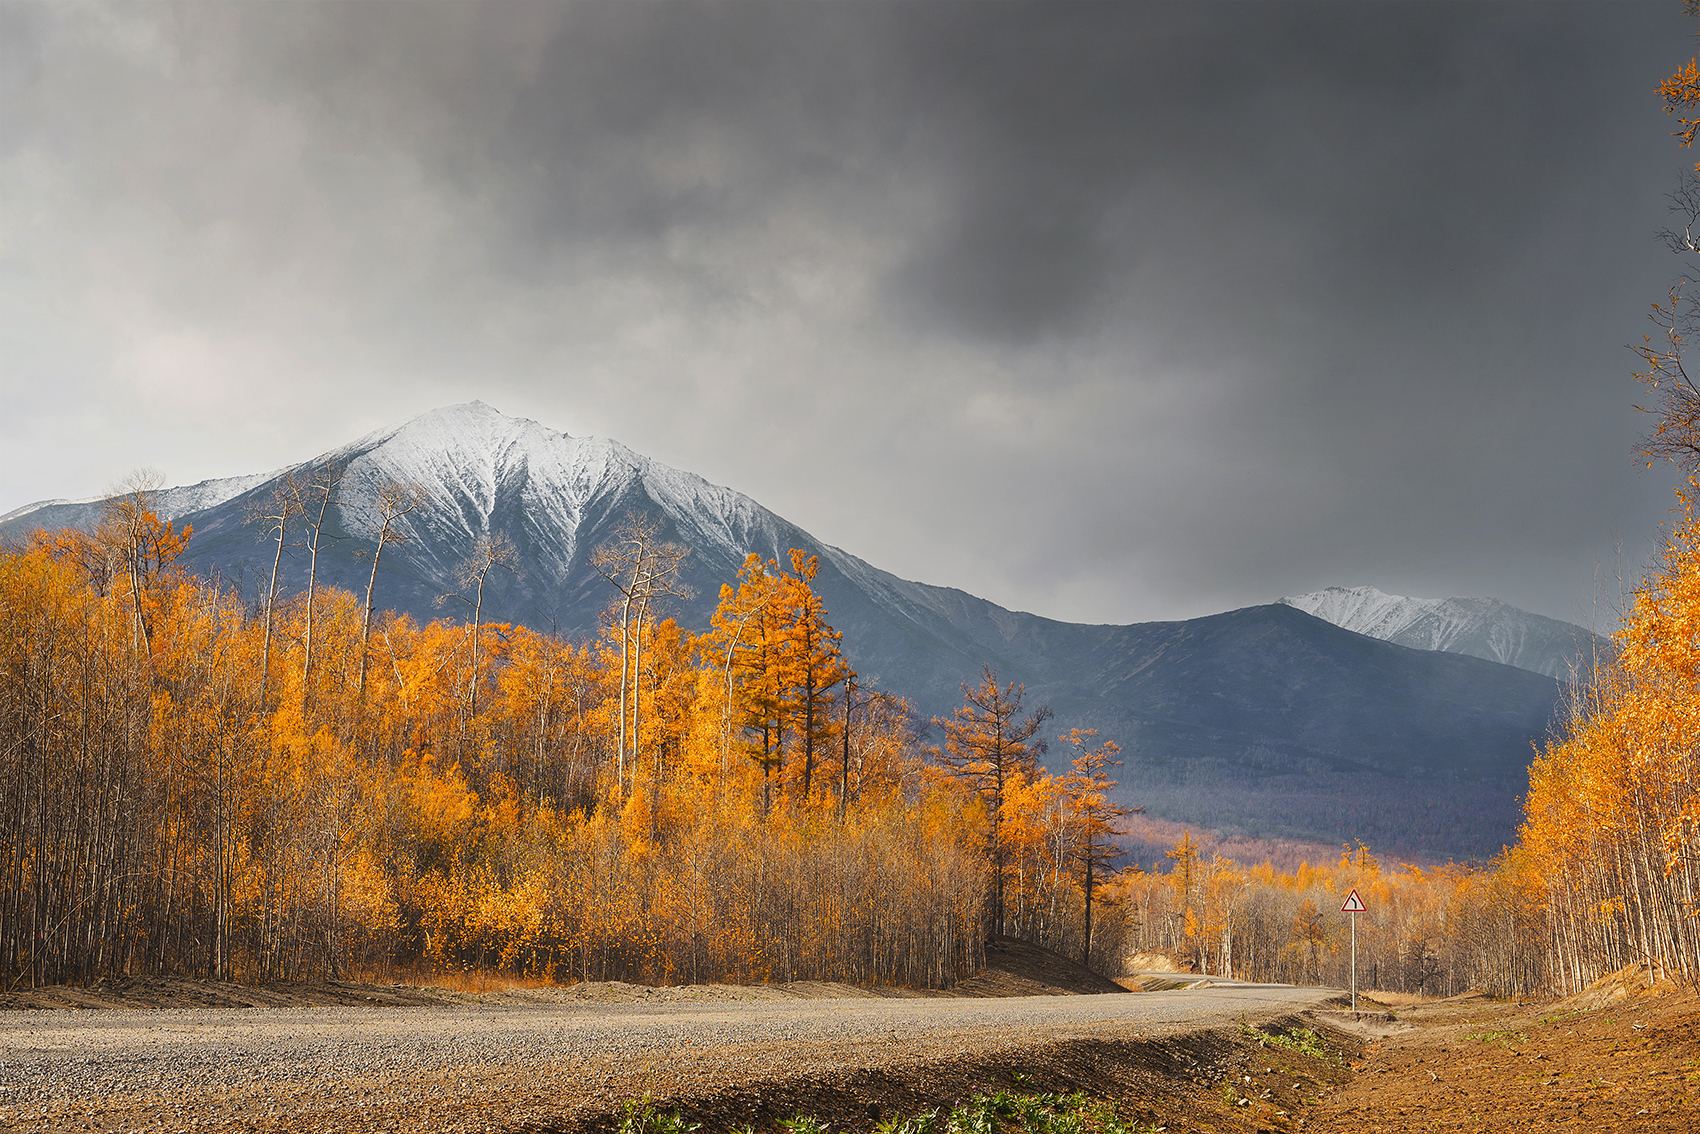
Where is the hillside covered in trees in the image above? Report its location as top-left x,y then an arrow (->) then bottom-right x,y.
2,497 -> 1157,988
3,473 -> 1694,999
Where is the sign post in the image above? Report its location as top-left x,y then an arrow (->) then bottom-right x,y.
1341,888 -> 1367,1013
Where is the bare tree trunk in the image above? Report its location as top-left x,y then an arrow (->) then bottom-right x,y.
356,481 -> 422,707
592,515 -> 689,802
617,592 -> 632,795
244,475 -> 305,709
298,463 -> 342,714
359,546 -> 384,704
1081,855 -> 1094,967
438,533 -> 518,748
259,523 -> 285,706
633,593 -> 651,788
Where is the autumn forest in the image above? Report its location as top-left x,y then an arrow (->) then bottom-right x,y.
1,445 -> 1697,1000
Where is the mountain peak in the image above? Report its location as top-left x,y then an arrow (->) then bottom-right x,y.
1280,585 -> 1604,679
344,401 -> 567,459
1280,585 -> 1438,638
404,400 -> 534,430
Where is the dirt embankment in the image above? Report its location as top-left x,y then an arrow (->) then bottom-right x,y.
537,1015 -> 1358,1134
594,967 -> 1700,1134
1306,967 -> 1700,1133
0,936 -> 1125,1011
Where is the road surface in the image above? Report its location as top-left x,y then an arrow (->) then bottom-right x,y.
0,982 -> 1337,1132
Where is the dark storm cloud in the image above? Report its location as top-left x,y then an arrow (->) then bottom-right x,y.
0,1 -> 1689,626
881,5 -> 1648,345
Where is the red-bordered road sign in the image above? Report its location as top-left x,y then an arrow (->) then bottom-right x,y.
1341,889 -> 1367,913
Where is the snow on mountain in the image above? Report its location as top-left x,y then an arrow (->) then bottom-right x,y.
329,401 -> 778,562
1279,585 -> 1609,680
0,469 -> 279,531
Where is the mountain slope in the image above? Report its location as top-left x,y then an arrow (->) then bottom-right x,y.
0,403 -> 1567,860
1280,585 -> 1610,679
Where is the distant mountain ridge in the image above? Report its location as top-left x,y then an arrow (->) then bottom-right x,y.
1279,585 -> 1609,680
0,468 -> 280,531
0,403 -> 1572,860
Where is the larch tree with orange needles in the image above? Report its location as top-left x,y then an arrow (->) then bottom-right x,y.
934,665 -> 1052,938
705,554 -> 775,791
591,513 -> 689,799
100,469 -> 192,660
709,554 -> 794,815
1292,897 -> 1328,985
1060,728 -> 1139,967
1165,831 -> 1203,964
782,550 -> 851,805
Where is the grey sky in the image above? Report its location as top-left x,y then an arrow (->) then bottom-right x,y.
1,1 -> 1691,628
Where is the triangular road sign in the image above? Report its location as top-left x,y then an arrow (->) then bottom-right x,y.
1341,888 -> 1367,913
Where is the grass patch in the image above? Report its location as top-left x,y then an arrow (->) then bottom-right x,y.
1466,1030 -> 1529,1047
353,960 -> 564,994
878,1089 -> 1165,1134
1357,990 -> 1428,1007
634,1090 -> 1166,1134
621,1094 -> 703,1134
1238,1023 -> 1334,1062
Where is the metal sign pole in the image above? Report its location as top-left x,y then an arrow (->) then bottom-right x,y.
1340,888 -> 1365,1014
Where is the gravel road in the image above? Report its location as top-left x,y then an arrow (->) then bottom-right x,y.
0,983 -> 1334,1132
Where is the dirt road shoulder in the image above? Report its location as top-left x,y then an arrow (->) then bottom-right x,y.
1306,974 -> 1700,1133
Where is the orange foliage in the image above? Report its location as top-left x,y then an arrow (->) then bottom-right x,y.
0,519 -> 996,989
1516,490 -> 1700,991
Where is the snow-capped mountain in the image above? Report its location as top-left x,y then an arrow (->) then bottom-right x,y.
1279,585 -> 1609,680
0,403 -> 983,699
0,404 -> 1568,861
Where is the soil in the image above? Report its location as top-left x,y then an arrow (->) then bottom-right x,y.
956,937 -> 1133,997
0,936 -> 1124,1012
598,967 -> 1700,1134
527,1013 -> 1359,1134
0,974 -> 460,1011
1305,967 -> 1700,1133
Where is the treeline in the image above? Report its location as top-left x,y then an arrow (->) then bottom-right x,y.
0,490 -> 1132,990
1514,494 -> 1700,993
1107,837 -> 1553,997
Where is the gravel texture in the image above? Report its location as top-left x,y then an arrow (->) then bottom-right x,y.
0,983 -> 1332,1132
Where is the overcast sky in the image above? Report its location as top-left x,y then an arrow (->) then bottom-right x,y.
1,1 -> 1693,629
